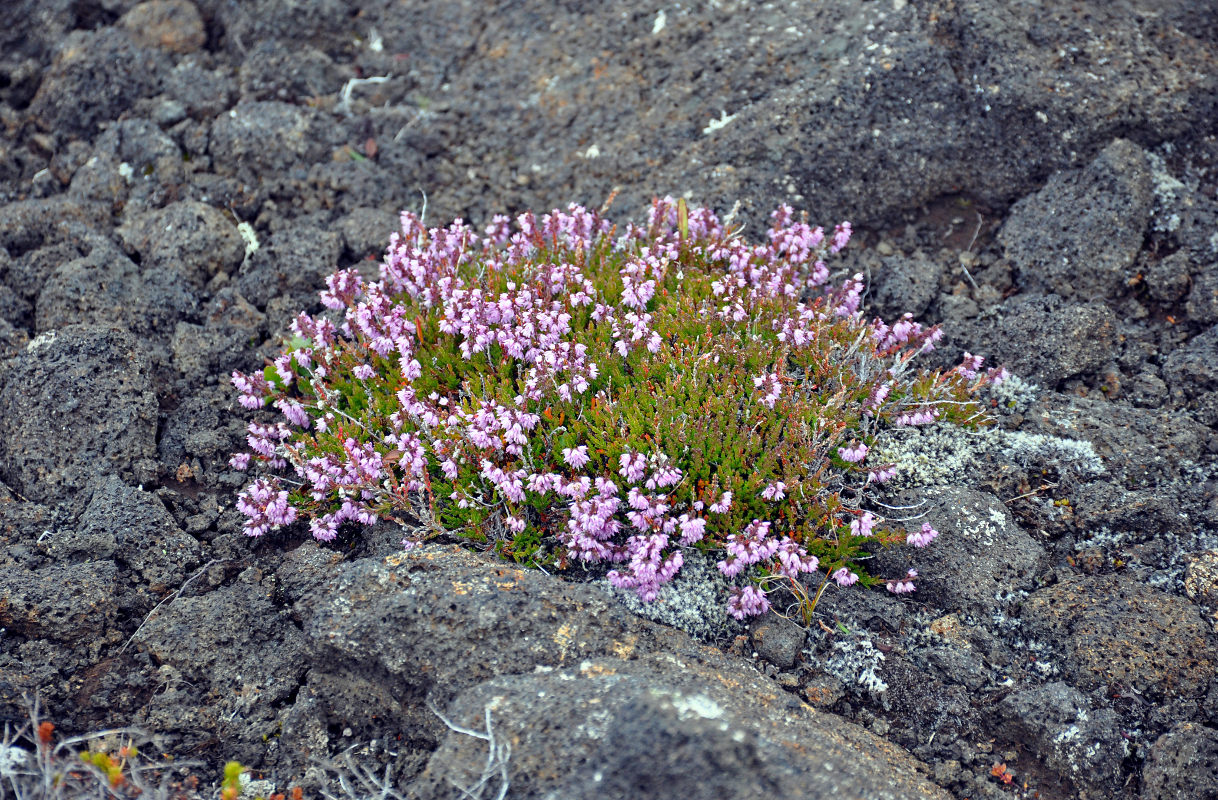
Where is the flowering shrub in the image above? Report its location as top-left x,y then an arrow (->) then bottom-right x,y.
230,198 -> 1006,620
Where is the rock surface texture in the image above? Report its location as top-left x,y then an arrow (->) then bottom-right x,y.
0,1 -> 1216,798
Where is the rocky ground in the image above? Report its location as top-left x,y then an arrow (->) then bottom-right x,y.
1,1 -> 1217,798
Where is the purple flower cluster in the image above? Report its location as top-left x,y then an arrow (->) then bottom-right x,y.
229,197 -> 1003,620
887,569 -> 919,594
236,478 -> 297,537
906,522 -> 939,548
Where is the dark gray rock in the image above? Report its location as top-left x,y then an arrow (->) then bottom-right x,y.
205,0 -> 355,56
132,575 -> 309,764
117,201 -> 245,288
67,119 -> 187,216
0,561 -> 118,643
179,172 -> 265,219
51,476 -> 202,593
905,614 -> 997,692
412,654 -> 952,800
162,56 -> 239,120
750,616 -> 806,670
29,28 -> 170,139
0,318 -> 28,363
871,486 -> 1045,617
0,283 -> 33,331
347,2 -> 1217,232
34,236 -> 198,349
1141,722 -> 1218,800
869,254 -> 943,320
1000,139 -> 1153,300
303,159 -> 419,218
1020,573 -> 1217,702
118,0 -> 207,55
0,55 -> 41,112
1070,480 -> 1187,543
993,682 -> 1127,800
1187,263 -> 1218,324
209,101 -> 327,181
1146,251 -> 1193,304
234,222 -> 340,308
952,294 -> 1117,387
1024,394 -> 1206,488
1127,370 -> 1170,409
163,64 -> 236,126
0,326 -> 157,504
0,486 -> 54,563
156,384 -> 249,483
1163,326 -> 1218,400
0,199 -> 107,257
0,0 -> 75,70
238,40 -> 347,103
335,206 -> 399,261
297,547 -> 678,713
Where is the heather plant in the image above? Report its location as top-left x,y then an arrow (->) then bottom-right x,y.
230,197 -> 1006,621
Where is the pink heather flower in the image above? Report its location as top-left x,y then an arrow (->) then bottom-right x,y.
709,490 -> 732,514
247,421 -> 290,458
832,567 -> 859,587
320,268 -> 364,310
838,442 -> 868,463
646,456 -> 682,490
620,277 -> 656,309
505,515 -> 527,534
958,352 -> 985,380
229,452 -> 251,470
626,486 -> 652,511
920,328 -> 944,353
727,585 -> 771,620
563,445 -> 590,469
276,399 -> 310,428
607,533 -> 682,602
896,408 -> 939,427
526,472 -> 561,494
887,569 -> 918,594
236,478 -> 297,537
352,363 -> 375,380
830,221 -> 852,253
850,512 -> 876,538
274,353 -> 294,385
761,481 -> 787,501
677,514 -> 706,545
722,519 -> 778,566
752,373 -> 782,408
231,370 -> 271,409
774,537 -> 819,579
560,475 -> 592,499
907,522 -> 939,548
769,204 -> 793,230
987,366 -> 1010,385
864,382 -> 891,415
310,514 -> 339,542
867,465 -> 897,484
717,553 -> 745,577
484,214 -> 512,246
619,451 -> 647,483
811,260 -> 829,286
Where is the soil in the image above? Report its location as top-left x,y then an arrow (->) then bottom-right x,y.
1,1 -> 1217,799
